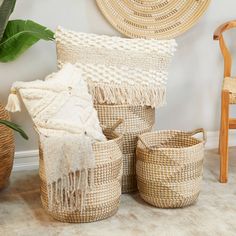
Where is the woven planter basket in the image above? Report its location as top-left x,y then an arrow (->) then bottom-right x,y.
39,126 -> 123,223
0,103 -> 14,190
136,129 -> 206,208
95,104 -> 155,193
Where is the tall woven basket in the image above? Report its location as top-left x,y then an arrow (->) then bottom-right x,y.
136,129 -> 206,208
95,104 -> 155,193
39,127 -> 123,223
0,103 -> 14,190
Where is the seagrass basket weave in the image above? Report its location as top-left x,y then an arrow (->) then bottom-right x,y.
96,0 -> 211,39
136,129 -> 206,208
39,127 -> 123,223
95,104 -> 155,193
0,103 -> 14,190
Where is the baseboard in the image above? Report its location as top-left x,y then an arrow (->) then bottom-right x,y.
12,130 -> 236,172
13,150 -> 39,172
206,130 -> 236,149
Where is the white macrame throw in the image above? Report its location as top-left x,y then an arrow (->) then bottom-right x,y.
56,26 -> 177,107
40,133 -> 95,211
8,64 -> 106,211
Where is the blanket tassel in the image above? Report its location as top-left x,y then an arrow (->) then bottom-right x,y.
5,88 -> 21,112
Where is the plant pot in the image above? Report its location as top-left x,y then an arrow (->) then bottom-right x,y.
0,103 -> 14,190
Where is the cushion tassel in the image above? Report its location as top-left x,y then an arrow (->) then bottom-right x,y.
5,88 -> 21,112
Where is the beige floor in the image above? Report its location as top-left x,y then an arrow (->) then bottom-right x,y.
1,149 -> 236,236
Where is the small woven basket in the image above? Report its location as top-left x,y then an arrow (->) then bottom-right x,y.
95,104 -> 155,193
136,129 -> 206,208
0,103 -> 14,190
39,121 -> 123,223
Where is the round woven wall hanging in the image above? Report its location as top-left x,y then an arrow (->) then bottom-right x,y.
96,0 -> 211,39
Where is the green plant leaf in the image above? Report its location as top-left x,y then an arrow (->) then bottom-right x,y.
0,0 -> 16,40
0,119 -> 28,140
0,19 -> 54,62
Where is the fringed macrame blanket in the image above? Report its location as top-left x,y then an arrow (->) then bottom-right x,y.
55,26 -> 177,107
6,64 -> 106,211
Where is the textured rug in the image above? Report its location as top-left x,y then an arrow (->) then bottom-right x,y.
1,148 -> 236,236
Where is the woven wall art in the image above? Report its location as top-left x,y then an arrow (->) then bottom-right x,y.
96,0 -> 211,39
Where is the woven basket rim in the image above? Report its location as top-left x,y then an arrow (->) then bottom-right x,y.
93,132 -> 123,147
138,130 -> 204,151
35,127 -> 123,147
137,143 -> 204,152
95,104 -> 152,108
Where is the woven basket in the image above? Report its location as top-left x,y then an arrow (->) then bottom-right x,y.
95,104 -> 155,193
39,123 -> 123,223
136,129 -> 206,208
0,103 -> 14,190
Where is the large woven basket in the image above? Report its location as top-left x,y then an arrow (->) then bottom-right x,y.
136,129 -> 206,208
39,126 -> 123,223
0,103 -> 14,190
95,104 -> 155,193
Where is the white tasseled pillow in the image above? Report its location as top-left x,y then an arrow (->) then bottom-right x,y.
9,63 -> 106,142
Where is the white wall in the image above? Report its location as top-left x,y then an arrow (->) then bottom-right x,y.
0,0 -> 235,152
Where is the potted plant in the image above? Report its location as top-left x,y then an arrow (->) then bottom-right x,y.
0,0 -> 54,189
0,0 -> 54,62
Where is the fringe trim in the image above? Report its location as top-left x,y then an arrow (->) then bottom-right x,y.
88,83 -> 166,108
47,168 -> 94,212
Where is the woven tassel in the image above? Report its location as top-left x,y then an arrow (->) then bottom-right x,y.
5,88 -> 21,112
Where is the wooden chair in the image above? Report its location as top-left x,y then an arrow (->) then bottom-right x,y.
214,20 -> 236,183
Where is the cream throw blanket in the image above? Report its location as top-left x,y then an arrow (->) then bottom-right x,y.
7,64 -> 106,211
56,26 -> 177,107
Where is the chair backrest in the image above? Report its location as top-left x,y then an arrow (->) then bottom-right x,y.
214,20 -> 236,78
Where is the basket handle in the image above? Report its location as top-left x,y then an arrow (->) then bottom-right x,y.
138,136 -> 150,149
110,118 -> 123,131
188,128 -> 207,144
101,118 -> 123,137
101,118 -> 123,131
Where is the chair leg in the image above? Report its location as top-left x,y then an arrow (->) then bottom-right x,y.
219,90 -> 230,183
